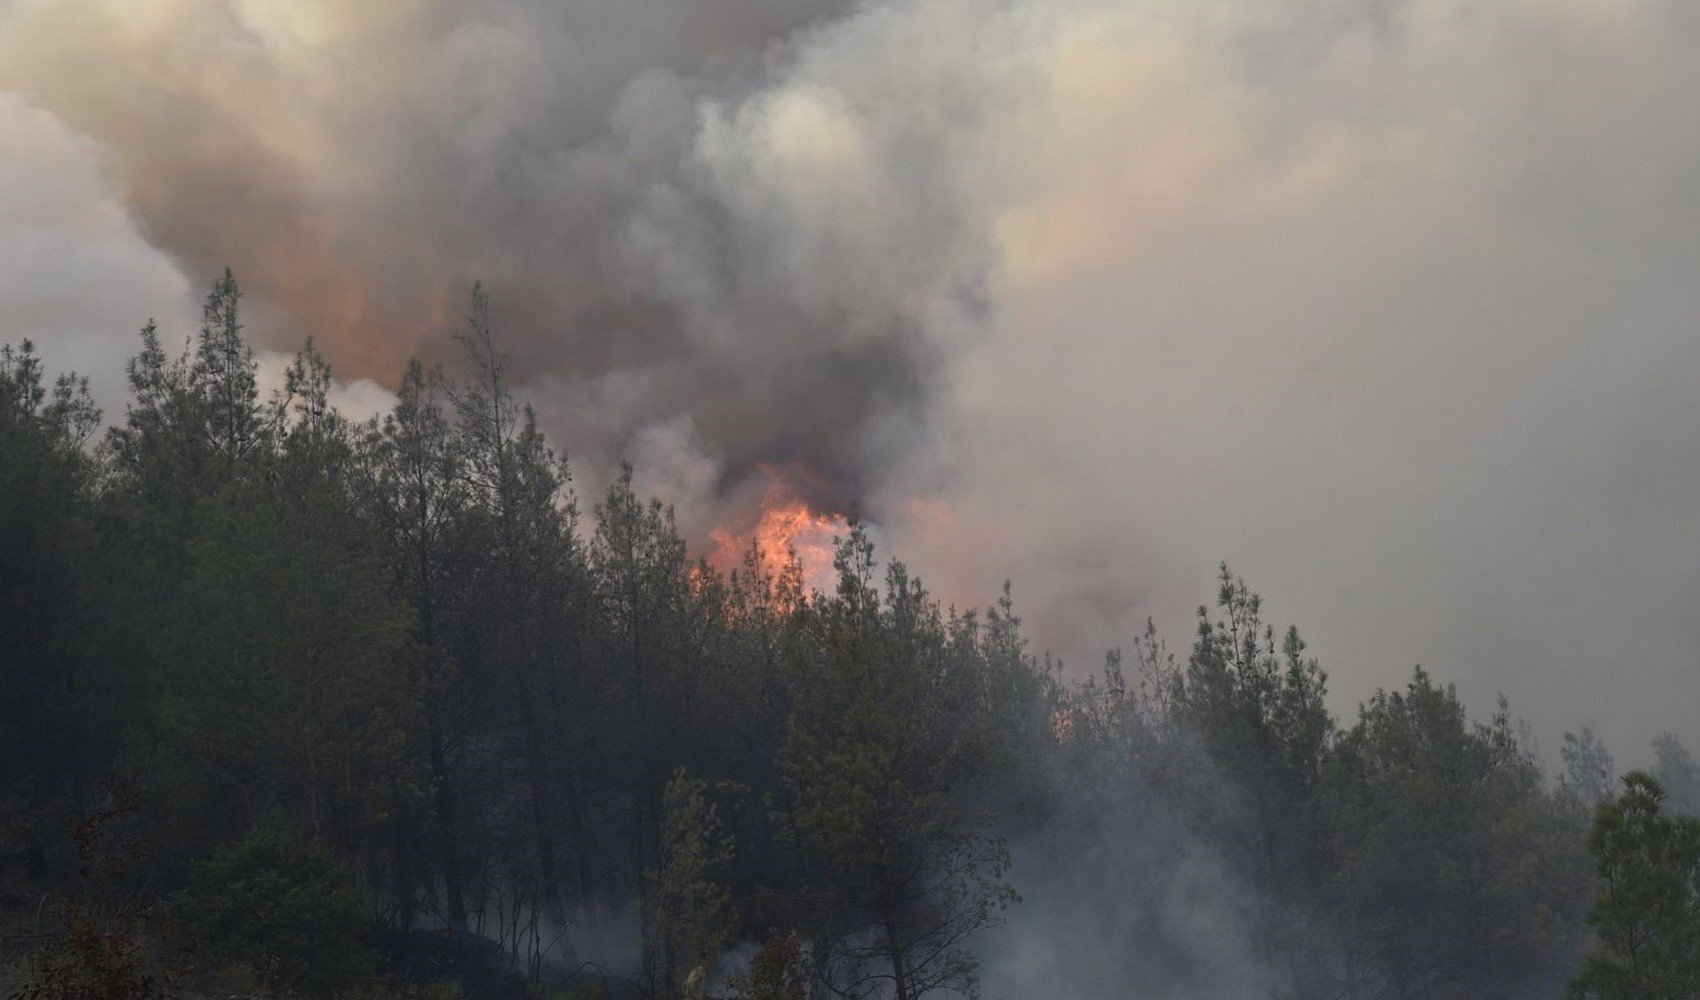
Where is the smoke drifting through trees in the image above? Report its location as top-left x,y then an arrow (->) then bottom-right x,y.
5,278 -> 1700,997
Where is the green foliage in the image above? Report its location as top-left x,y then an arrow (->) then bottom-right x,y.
1175,566 -> 1333,819
1170,565 -> 1335,990
160,444 -> 409,831
3,270 -> 1685,999
648,769 -> 736,994
1569,772 -> 1700,999
1328,669 -> 1592,997
780,526 -> 1017,1000
0,341 -> 101,875
175,824 -> 373,996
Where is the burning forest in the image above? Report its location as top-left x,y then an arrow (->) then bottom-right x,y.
707,464 -> 851,593
6,0 -> 1700,998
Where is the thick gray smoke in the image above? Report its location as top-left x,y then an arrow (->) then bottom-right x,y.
979,791 -> 1279,1000
6,0 -> 1700,761
0,0 -> 911,505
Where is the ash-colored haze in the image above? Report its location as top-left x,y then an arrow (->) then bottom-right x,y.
4,0 -> 1700,770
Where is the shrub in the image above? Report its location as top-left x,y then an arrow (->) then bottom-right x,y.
175,824 -> 372,996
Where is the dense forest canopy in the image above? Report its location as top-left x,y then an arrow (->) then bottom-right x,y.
3,275 -> 1700,999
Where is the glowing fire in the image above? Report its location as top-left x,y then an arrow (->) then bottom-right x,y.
709,464 -> 849,593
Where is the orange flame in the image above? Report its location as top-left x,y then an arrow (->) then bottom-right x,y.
709,464 -> 849,593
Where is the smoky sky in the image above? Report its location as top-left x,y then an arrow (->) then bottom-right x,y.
4,0 -> 1700,757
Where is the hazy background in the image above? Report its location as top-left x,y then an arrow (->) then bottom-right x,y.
4,0 -> 1698,759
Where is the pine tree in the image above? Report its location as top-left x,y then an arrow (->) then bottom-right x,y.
0,341 -> 101,873
1569,772 -> 1700,999
355,357 -> 477,931
781,526 -> 1016,1000
648,768 -> 736,994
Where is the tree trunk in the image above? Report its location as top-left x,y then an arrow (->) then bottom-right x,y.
525,723 -> 569,929
392,791 -> 415,930
884,908 -> 912,1000
429,723 -> 469,932
565,765 -> 598,930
